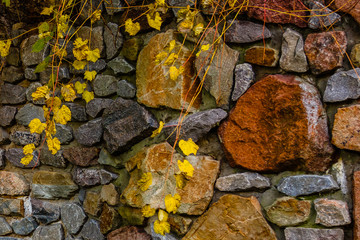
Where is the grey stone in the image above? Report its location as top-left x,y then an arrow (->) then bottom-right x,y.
32,223 -> 64,240
77,26 -> 104,56
0,66 -> 24,83
225,20 -> 271,43
26,82 -> 45,105
108,56 -> 135,74
215,172 -> 270,191
40,66 -> 70,85
0,106 -> 17,127
20,35 -> 49,66
0,83 -> 26,105
168,0 -> 194,15
54,124 -> 73,144
280,28 -> 308,73
232,63 -> 255,101
70,59 -> 106,74
104,0 -> 122,15
5,148 -> 40,168
0,238 -> 22,240
24,68 -> 38,80
0,198 -> 23,216
72,168 -> 118,187
104,22 -> 123,59
284,227 -> 344,240
39,147 -> 67,168
277,175 -> 339,197
65,103 -> 87,121
74,118 -> 103,146
117,80 -> 136,98
15,103 -> 45,126
0,217 -> 12,235
11,216 -> 38,235
0,128 -> 9,145
93,75 -> 119,97
323,68 -> 360,102
78,219 -> 105,240
0,149 -> 4,168
102,97 -> 158,153
164,108 -> 227,145
79,0 -> 103,22
308,2 -> 341,29
314,198 -> 351,227
98,148 -> 125,168
86,98 -> 114,118
61,203 -> 87,235
9,131 -> 41,146
31,198 -> 60,225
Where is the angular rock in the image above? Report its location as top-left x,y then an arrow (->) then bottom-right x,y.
84,191 -> 102,217
61,203 -> 87,235
15,103 -> 45,126
323,68 -> 360,102
72,168 -> 118,187
32,223 -> 64,240
104,0 -> 122,15
0,198 -> 23,216
32,171 -> 78,199
0,128 -> 9,145
102,97 -> 158,154
308,2 -> 341,29
93,75 -> 119,97
277,175 -> 339,197
107,226 -> 151,240
335,0 -> 360,24
20,35 -> 48,66
97,148 -> 125,168
265,197 -> 311,227
39,147 -> 67,168
9,131 -> 41,146
77,26 -> 104,55
78,219 -> 105,240
245,46 -> 279,67
304,31 -> 347,75
0,66 -> 24,83
100,204 -> 120,234
5,148 -> 40,168
118,206 -> 144,226
79,0 -> 103,21
232,63 -> 255,101
100,183 -> 119,206
225,20 -> 271,43
215,172 -> 270,191
64,103 -> 87,122
104,22 -> 123,59
354,171 -> 360,240
0,106 -> 17,127
0,83 -> 26,105
280,28 -> 308,73
31,198 -> 60,224
0,217 -> 12,235
351,44 -> 360,67
0,171 -> 30,196
0,149 -> 4,168
70,59 -> 106,74
219,75 -> 334,172
6,47 -> 20,67
63,146 -> 99,167
183,194 -> 276,240
54,124 -> 73,144
164,108 -> 227,145
26,82 -> 45,105
284,227 -> 344,240
121,38 -> 141,61
314,198 -> 351,227
11,217 -> 38,236
24,68 -> 38,80
39,66 -> 70,84
122,142 -> 219,215
168,214 -> 192,236
86,98 -> 114,118
137,30 -> 201,111
108,56 -> 135,74
117,80 -> 136,98
74,118 -> 103,146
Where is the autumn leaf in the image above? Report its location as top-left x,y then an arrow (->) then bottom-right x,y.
75,81 -> 87,94
86,48 -> 100,62
47,136 -> 61,154
57,15 -> 70,38
23,144 -> 35,155
151,121 -> 164,137
165,194 -> 181,214
193,23 -> 204,36
20,154 -> 33,166
41,5 -> 54,15
169,66 -> 180,81
164,53 -> 178,65
147,12 -> 163,31
155,51 -> 168,64
175,174 -> 187,189
91,9 -> 102,23
179,138 -> 199,156
196,44 -> 210,57
154,210 -> 170,235
178,159 -> 194,177
137,172 -> 152,191
168,40 -> 176,53
158,209 -> 168,222
74,38 -> 89,48
47,119 -> 56,135
82,90 -> 94,103
141,205 -> 156,217
73,60 -> 87,70
53,105 -> 71,125
125,18 -> 140,36
32,85 -> 50,101
84,70 -> 97,81
46,96 -> 62,110
0,40 -> 11,57
29,118 -> 46,134
61,84 -> 76,102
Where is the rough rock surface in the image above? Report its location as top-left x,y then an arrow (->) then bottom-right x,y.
117,80 -> 136,99
20,35 -> 48,66
351,44 -> 360,67
84,191 -> 102,217
215,172 -> 270,191
335,0 -> 360,24
225,20 -> 271,43
0,198 -> 23,216
5,148 -> 40,168
0,128 -> 9,145
98,148 -> 126,168
100,183 -> 119,206
31,198 -> 60,224
104,0 -> 122,15
93,75 -> 119,97
183,194 -> 276,240
245,46 -> 279,67
78,219 -> 105,240
15,103 -> 45,126
104,22 -> 123,59
0,83 -> 26,105
63,146 -> 99,167
74,118 -> 103,146
232,63 -> 255,101
100,204 -> 120,234
218,75 -> 334,172
308,2 -> 341,29
11,217 -> 38,235
72,168 -> 118,187
9,131 -> 40,146
65,103 -> 87,122
0,66 -> 24,83
61,203 -> 87,235
86,98 -> 114,118
54,124 -> 73,144
0,106 -> 17,127
0,217 -> 12,235
314,198 -> 351,227
284,227 -> 344,240
108,56 -> 135,74
77,26 -> 104,56
39,148 -> 67,168
32,224 -> 64,240
354,171 -> 360,240
107,226 -> 151,240
0,171 -> 30,196
0,149 -> 4,168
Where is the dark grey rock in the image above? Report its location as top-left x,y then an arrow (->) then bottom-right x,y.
277,175 -> 339,197
225,20 -> 271,43
72,168 -> 118,187
232,63 -> 255,101
117,80 -> 136,98
0,149 -> 4,168
11,216 -> 38,235
79,0 -> 103,24
32,223 -> 64,240
74,118 -> 103,146
77,26 -> 104,57
20,35 -> 49,67
31,198 -> 60,225
308,2 -> 341,29
24,68 -> 38,80
168,0 -> 194,15
108,56 -> 135,74
104,0 -> 122,15
314,198 -> 351,227
64,103 -> 87,122
54,124 -> 73,144
98,148 -> 125,168
6,47 -> 20,66
0,217 -> 12,235
40,66 -> 70,84
104,22 -> 123,59
39,147 -> 67,168
0,198 -> 23,216
0,128 -> 9,145
78,219 -> 105,240
61,203 -> 87,235
323,68 -> 360,102
93,75 -> 119,97
215,172 -> 270,191
15,103 -> 45,126
0,66 -> 24,83
0,83 -> 26,105
0,106 -> 17,127
9,131 -> 41,146
70,59 -> 106,74
5,148 -> 40,168
164,108 -> 227,145
86,98 -> 114,118
26,82 -> 45,105
284,227 -> 344,240
280,28 -> 308,73
102,97 -> 158,153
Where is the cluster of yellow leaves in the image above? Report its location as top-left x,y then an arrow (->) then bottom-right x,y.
177,6 -> 204,37
175,140 -> 197,189
141,205 -> 156,218
0,40 -> 11,57
72,37 -> 100,69
29,118 -> 46,134
57,14 -> 70,38
165,194 -> 181,214
137,172 -> 152,191
91,9 -> 101,23
151,121 -> 164,138
53,105 -> 71,125
61,84 -> 76,102
154,210 -> 170,235
20,144 -> 35,165
47,136 -> 61,154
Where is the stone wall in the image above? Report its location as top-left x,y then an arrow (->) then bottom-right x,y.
1,0 -> 360,239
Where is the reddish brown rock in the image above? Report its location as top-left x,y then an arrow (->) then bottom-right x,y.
136,30 -> 201,111
247,0 -> 308,28
183,194 -> 276,240
245,46 -> 279,67
218,75 -> 334,172
304,31 -> 347,75
107,226 -> 151,240
354,171 -> 360,240
335,0 -> 360,24
63,146 -> 99,167
0,171 -> 30,196
332,105 -> 360,151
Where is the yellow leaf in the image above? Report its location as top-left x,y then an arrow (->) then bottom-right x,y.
155,51 -> 168,65
84,70 -> 97,81
57,15 -> 70,38
178,19 -> 193,32
75,82 -> 87,94
154,220 -> 170,236
125,18 -> 141,36
91,9 -> 102,23
193,23 -> 204,36
178,159 -> 194,177
29,118 -> 46,134
156,0 -> 165,5
43,106 -> 49,118
23,144 -> 35,155
31,85 -> 50,101
20,154 -> 34,166
41,5 -> 54,15
147,12 -> 163,31
137,172 -> 152,191
73,60 -> 87,70
165,194 -> 181,214
164,53 -> 178,65
61,84 -> 76,102
151,121 -> 164,137
53,105 -> 71,125
0,40 -> 11,57
74,37 -> 88,49
179,138 -> 199,156
46,96 -> 62,110
47,119 -> 57,135
86,48 -> 100,62
82,90 -> 94,103
47,136 -> 61,154
169,66 -> 180,81
158,209 -> 168,222
73,47 -> 89,61
167,40 -> 176,53
175,174 -> 186,189
196,44 -> 210,57
141,205 -> 156,217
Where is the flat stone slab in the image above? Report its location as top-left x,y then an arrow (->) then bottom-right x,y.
0,171 -> 30,196
32,223 -> 64,240
215,172 -> 270,191
314,198 -> 351,227
284,227 -> 344,240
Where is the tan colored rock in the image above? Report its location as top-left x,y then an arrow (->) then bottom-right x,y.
183,194 -> 276,240
84,191 -> 102,217
351,44 -> 360,67
0,171 -> 30,196
101,183 -> 119,206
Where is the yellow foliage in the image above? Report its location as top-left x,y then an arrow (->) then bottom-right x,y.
43,106 -> 49,118
164,53 -> 178,65
178,19 -> 193,31
57,15 -> 70,38
84,70 -> 97,81
154,220 -> 170,236
41,5 -> 54,15
74,38 -> 89,49
53,105 -> 71,124
82,90 -> 94,103
47,136 -> 61,154
137,172 -> 152,191
151,121 -> 164,137
169,66 -> 180,81
175,174 -> 186,189
32,85 -> 50,101
178,159 -> 194,177
61,84 -> 76,102
29,118 -> 47,134
20,154 -> 34,166
73,60 -> 87,70
86,48 -> 100,62
179,138 -> 199,156
73,38 -> 89,60
196,44 -> 210,57
158,209 -> 168,221
23,144 -> 35,155
167,40 -> 176,53
46,97 -> 62,110
165,194 -> 181,214
155,51 -> 168,65
91,9 -> 102,23
75,81 -> 87,94
147,12 -> 163,31
0,40 -> 11,57
125,19 -> 141,36
155,0 -> 165,5
141,205 -> 156,217
193,23 -> 204,36
48,119 -> 57,135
